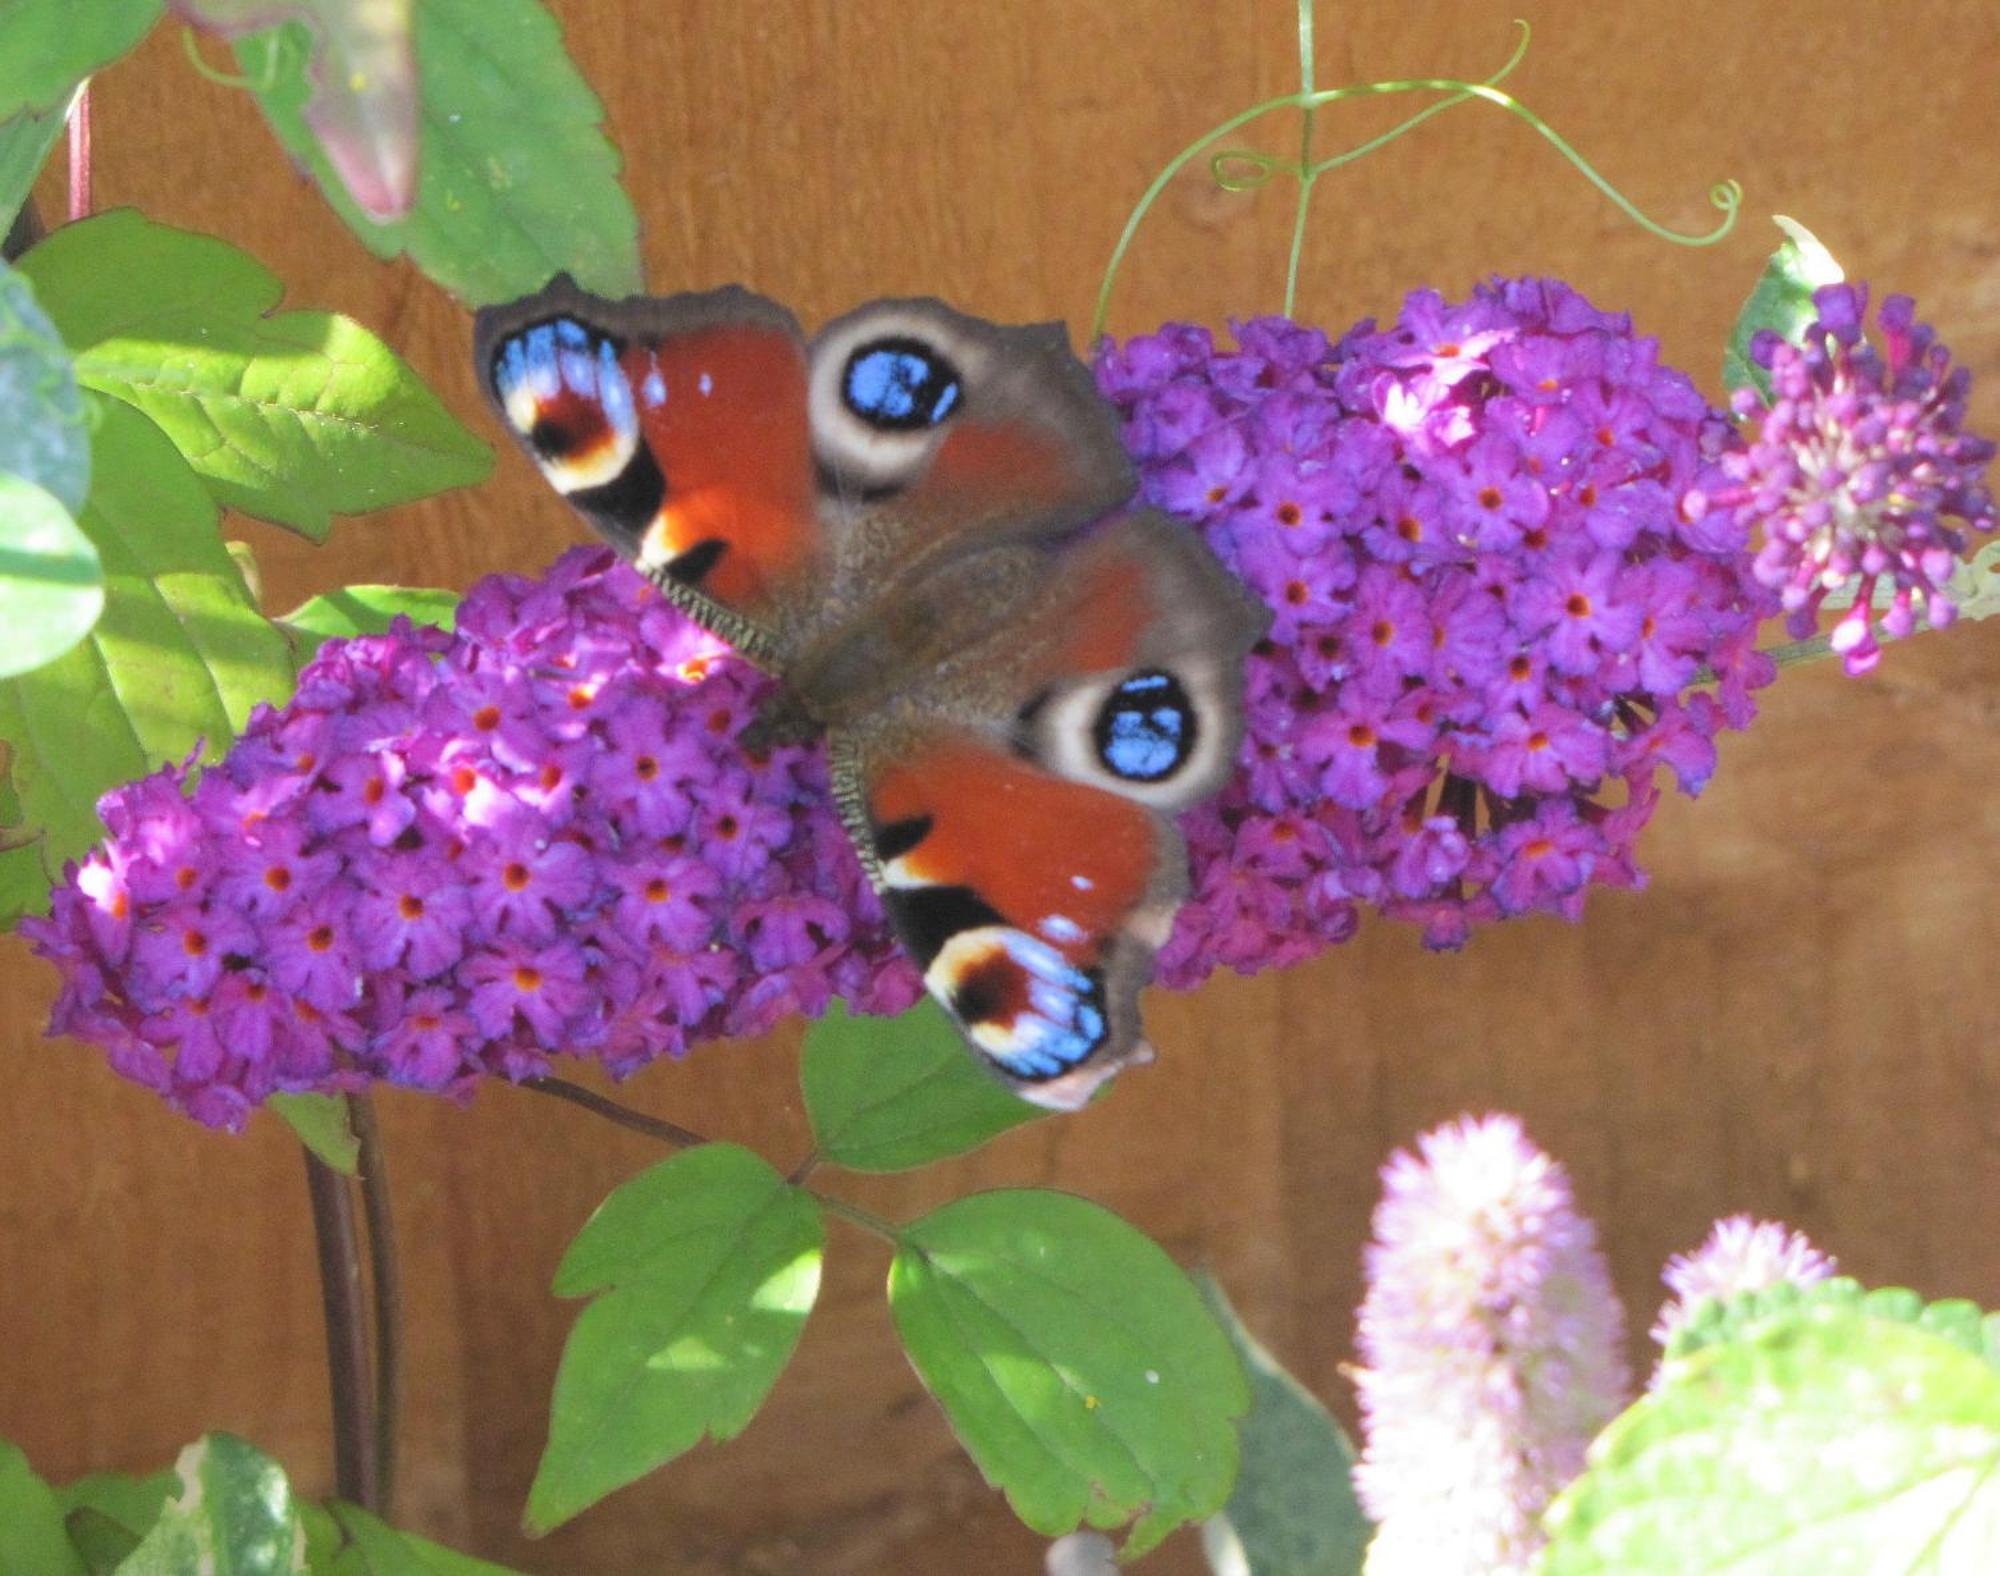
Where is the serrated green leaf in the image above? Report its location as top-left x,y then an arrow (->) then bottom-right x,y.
18,211 -> 492,539
1664,1276 -> 2000,1378
0,1439 -> 86,1576
235,0 -> 640,305
0,0 -> 161,118
889,1189 -> 1250,1557
279,583 -> 459,664
173,1 -> 417,221
0,476 -> 104,680
322,1502 -> 524,1574
55,1469 -> 174,1574
802,997 -> 1041,1173
527,1143 -> 823,1534
1196,1275 -> 1368,1576
0,259 -> 89,514
0,91 -> 76,237
1545,1308 -> 2000,1574
269,1093 -> 358,1173
0,396 -> 295,899
1722,215 -> 1844,405
119,1433 -> 305,1574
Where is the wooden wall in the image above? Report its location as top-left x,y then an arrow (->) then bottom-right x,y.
3,2 -> 1997,1570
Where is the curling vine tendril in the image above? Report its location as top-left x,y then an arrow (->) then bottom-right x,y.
1092,7 -> 1742,339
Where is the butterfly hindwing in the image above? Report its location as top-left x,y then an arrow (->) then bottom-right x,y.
1009,509 -> 1268,811
474,278 -> 822,662
829,511 -> 1268,1109
840,729 -> 1177,1110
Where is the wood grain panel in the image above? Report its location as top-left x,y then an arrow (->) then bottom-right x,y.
2,2 -> 1996,1570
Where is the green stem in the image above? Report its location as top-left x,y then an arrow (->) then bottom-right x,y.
302,1151 -> 380,1512
520,1076 -> 709,1149
1284,0 -> 1319,317
809,1189 -> 901,1243
515,1080 -> 898,1238
1091,20 -> 1738,339
179,24 -> 283,92
349,1096 -> 400,1520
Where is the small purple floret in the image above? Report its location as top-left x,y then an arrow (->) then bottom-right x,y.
1097,278 -> 1775,961
1719,283 -> 1996,674
24,551 -> 921,1129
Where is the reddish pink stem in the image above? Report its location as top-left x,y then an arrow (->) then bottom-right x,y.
67,84 -> 92,222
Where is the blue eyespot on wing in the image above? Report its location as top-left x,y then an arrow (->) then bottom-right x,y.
1093,668 -> 1197,783
842,338 -> 963,430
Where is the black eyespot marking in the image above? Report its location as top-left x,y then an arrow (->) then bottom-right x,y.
664,537 -> 727,588
873,815 -> 934,863
526,416 -> 574,459
1093,668 -> 1197,783
842,337 -> 963,431
568,443 -> 666,544
887,885 -> 1004,968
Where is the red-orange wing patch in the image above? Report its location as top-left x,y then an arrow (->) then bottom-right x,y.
862,733 -> 1164,1107
476,282 -> 821,635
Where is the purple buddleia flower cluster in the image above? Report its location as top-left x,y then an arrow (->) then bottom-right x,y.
1650,1214 -> 1837,1351
1097,279 -> 1776,961
1353,1114 -> 1628,1575
23,549 -> 920,1130
1697,283 -> 1997,675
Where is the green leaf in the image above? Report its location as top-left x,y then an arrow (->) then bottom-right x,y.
0,0 -> 161,118
527,1143 -> 824,1534
235,0 -> 641,305
1544,1307 -> 2000,1574
174,2 -> 417,221
322,1502 -> 524,1574
0,91 -> 77,237
279,583 -> 459,663
269,1093 -> 358,1174
55,1470 -> 174,1574
1195,1275 -> 1368,1576
1664,1275 -> 2000,1375
17,210 -> 493,540
1722,215 -> 1844,405
0,261 -> 99,678
0,476 -> 104,680
0,842 -> 49,928
64,1511 -> 142,1576
0,258 -> 90,514
0,1439 -> 86,1576
0,397 -> 295,901
119,1433 -> 305,1574
802,998 -> 1042,1173
889,1189 -> 1250,1557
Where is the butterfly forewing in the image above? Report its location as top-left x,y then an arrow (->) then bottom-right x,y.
474,278 -> 821,663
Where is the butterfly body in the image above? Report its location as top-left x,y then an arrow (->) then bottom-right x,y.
476,278 -> 1266,1109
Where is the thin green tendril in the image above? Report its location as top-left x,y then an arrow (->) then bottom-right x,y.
1091,11 -> 1740,340
1285,0 -> 1318,318
179,25 -> 282,93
